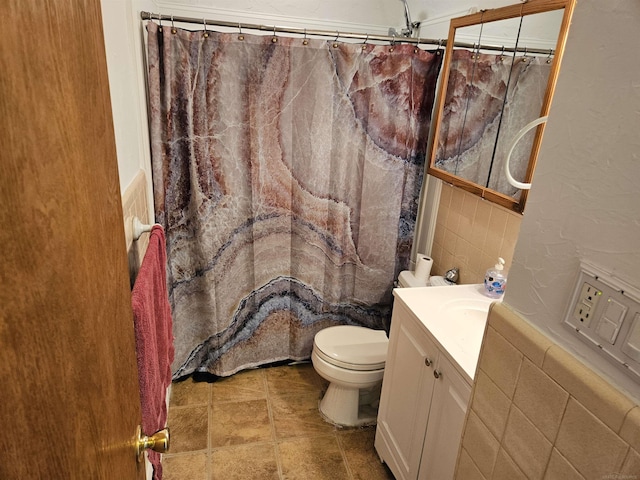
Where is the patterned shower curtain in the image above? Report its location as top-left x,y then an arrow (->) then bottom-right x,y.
434,49 -> 550,199
146,22 -> 442,378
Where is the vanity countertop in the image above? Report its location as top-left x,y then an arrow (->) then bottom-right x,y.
393,284 -> 501,383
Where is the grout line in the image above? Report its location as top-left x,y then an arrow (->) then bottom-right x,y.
263,369 -> 285,480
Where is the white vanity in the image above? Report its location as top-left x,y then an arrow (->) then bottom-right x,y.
375,284 -> 498,480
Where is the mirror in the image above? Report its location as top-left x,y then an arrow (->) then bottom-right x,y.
428,0 -> 576,213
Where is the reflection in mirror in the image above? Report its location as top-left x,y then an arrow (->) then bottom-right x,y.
428,1 -> 575,213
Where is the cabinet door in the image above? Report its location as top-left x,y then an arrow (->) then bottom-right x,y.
376,304 -> 440,480
418,355 -> 472,480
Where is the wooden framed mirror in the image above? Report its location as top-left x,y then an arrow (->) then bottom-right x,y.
427,0 -> 576,213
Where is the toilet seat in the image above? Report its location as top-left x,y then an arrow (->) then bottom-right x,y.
313,326 -> 387,371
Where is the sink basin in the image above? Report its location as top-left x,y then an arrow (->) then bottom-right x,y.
438,298 -> 494,354
393,284 -> 501,381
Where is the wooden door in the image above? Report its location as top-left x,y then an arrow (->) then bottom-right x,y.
0,1 -> 145,478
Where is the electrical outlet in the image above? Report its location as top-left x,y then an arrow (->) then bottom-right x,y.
564,261 -> 640,384
572,282 -> 601,325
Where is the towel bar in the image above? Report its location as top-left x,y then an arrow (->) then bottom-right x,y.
132,217 -> 155,240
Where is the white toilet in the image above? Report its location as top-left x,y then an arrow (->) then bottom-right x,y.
311,268 -> 453,426
312,325 -> 388,426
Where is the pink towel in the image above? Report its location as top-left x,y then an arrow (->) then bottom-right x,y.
131,225 -> 175,480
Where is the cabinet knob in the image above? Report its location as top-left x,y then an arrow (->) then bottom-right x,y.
433,369 -> 442,379
424,357 -> 433,367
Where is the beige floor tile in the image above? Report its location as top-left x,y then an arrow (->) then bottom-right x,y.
211,368 -> 267,403
162,452 -> 208,480
210,398 -> 273,447
279,435 -> 349,480
210,443 -> 280,480
167,405 -> 208,453
271,392 -> 336,439
337,427 -> 394,480
170,378 -> 211,407
266,363 -> 325,396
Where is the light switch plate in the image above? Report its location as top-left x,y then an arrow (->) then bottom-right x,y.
564,261 -> 640,383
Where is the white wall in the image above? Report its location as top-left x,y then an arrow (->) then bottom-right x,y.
505,0 -> 640,401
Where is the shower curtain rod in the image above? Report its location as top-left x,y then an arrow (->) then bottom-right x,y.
140,11 -> 555,56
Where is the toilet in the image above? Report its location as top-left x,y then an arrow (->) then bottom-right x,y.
312,325 -> 388,426
312,268 -> 453,426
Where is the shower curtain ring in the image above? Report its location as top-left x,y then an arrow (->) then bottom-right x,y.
436,39 -> 443,55
547,48 -> 553,64
238,23 -> 244,41
389,32 -> 396,52
361,33 -> 368,51
332,31 -> 339,48
203,19 -> 209,38
303,28 -> 308,45
414,37 -> 420,54
157,13 -> 162,32
500,45 -> 505,61
471,43 -> 477,59
522,47 -> 528,62
272,25 -> 277,43
171,15 -> 177,34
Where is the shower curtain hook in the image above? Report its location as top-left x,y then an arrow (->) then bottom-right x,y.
272,25 -> 277,43
522,46 -> 528,62
547,48 -> 553,64
303,28 -> 308,45
500,45 -> 505,61
157,13 -> 163,32
389,32 -> 396,52
171,15 -> 177,34
203,19 -> 209,38
332,31 -> 340,48
471,42 -> 477,60
414,37 -> 420,54
361,33 -> 369,51
436,39 -> 443,55
238,23 -> 244,41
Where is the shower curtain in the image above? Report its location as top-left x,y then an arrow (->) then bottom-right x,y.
434,49 -> 551,198
146,22 -> 442,378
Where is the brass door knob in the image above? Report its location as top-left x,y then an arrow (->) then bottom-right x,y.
135,426 -> 170,461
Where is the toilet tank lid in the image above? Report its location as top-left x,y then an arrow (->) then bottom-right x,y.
398,270 -> 426,288
314,326 -> 388,367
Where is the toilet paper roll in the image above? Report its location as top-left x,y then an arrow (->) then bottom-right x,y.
415,254 -> 433,286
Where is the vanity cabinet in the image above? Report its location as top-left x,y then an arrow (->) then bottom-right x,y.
375,297 -> 472,480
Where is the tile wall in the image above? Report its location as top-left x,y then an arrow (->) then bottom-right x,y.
121,169 -> 152,285
455,302 -> 640,479
430,184 -> 522,285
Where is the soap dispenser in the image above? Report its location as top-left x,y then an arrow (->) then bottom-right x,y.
484,257 -> 507,298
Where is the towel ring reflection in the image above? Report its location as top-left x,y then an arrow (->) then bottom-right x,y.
504,116 -> 548,190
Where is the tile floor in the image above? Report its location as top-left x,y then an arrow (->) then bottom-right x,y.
162,362 -> 396,480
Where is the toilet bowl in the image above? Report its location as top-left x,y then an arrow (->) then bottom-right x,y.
312,269 -> 452,426
311,325 -> 388,426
